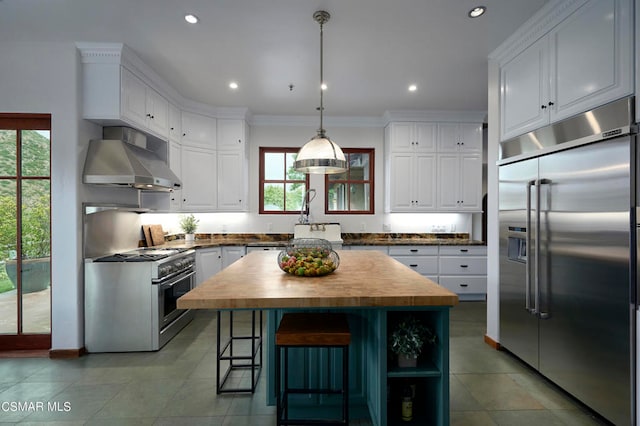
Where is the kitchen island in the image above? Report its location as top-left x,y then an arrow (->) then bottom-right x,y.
178,250 -> 458,425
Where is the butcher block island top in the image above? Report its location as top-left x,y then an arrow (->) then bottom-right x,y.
178,250 -> 458,310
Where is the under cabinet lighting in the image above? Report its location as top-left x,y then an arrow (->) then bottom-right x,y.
185,14 -> 199,24
408,84 -> 417,92
229,82 -> 239,89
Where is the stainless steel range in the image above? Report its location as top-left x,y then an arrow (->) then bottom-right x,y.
85,247 -> 195,352
83,206 -> 195,352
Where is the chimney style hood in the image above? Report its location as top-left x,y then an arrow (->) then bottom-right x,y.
83,127 -> 181,192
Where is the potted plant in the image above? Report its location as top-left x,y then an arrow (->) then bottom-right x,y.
390,315 -> 436,368
179,214 -> 199,241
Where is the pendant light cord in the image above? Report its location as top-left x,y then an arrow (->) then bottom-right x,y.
318,18 -> 325,137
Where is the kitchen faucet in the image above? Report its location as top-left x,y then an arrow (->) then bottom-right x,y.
298,189 -> 317,224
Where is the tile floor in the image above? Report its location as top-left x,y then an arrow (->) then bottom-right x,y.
0,302 -> 609,425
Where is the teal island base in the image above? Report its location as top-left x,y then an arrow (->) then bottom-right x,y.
265,307 -> 451,426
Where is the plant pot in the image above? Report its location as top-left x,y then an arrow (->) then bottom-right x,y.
4,257 -> 50,294
185,234 -> 195,242
397,354 -> 418,368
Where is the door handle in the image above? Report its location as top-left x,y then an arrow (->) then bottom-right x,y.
525,179 -> 535,313
537,178 -> 552,319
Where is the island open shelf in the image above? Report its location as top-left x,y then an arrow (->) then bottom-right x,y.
178,250 -> 458,426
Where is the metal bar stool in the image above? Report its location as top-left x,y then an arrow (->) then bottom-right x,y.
216,310 -> 263,393
275,312 -> 351,425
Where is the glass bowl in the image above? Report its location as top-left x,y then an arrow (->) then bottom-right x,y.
277,238 -> 340,277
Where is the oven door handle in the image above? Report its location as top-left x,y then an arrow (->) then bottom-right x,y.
156,269 -> 195,288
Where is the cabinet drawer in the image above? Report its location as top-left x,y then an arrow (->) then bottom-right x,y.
349,245 -> 389,254
438,276 -> 486,294
393,256 -> 438,275
439,257 -> 486,275
439,246 -> 486,256
388,246 -> 438,256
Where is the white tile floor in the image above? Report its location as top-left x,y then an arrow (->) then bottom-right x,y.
0,303 -> 610,425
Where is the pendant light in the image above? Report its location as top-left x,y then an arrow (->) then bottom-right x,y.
294,11 -> 347,175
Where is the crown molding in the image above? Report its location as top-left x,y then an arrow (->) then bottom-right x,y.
382,109 -> 486,125
249,114 -> 384,128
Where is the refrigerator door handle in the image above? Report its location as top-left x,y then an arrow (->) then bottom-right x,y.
538,178 -> 552,319
526,179 -> 536,313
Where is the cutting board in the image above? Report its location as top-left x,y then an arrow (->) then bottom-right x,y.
149,224 -> 165,246
142,225 -> 153,247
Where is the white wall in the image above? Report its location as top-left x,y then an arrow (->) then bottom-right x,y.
0,41 -> 139,350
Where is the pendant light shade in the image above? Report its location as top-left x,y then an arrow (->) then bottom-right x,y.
294,11 -> 348,175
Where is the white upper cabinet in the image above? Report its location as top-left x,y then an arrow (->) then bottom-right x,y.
168,103 -> 182,143
386,120 -> 483,213
436,153 -> 482,211
388,153 -> 437,211
437,123 -> 482,152
217,150 -> 247,211
498,0 -> 633,140
180,145 -> 217,211
216,119 -> 246,150
181,111 -> 217,148
387,122 -> 437,152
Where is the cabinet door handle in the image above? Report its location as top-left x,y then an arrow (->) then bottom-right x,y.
460,249 -> 468,253
541,105 -> 547,109
460,284 -> 469,287
410,249 -> 418,253
182,133 -> 186,136
409,264 -> 418,267
548,101 -> 554,106
460,264 -> 469,268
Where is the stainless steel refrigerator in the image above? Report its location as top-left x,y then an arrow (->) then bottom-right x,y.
499,97 -> 636,426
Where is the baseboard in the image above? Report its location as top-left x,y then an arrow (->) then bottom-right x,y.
484,334 -> 501,350
49,347 -> 87,359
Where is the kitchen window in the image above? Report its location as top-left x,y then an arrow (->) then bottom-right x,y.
325,148 -> 374,214
259,147 -> 310,214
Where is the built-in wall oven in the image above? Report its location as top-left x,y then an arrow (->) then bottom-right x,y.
85,248 -> 196,352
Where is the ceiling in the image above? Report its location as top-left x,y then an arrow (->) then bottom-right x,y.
0,0 -> 548,118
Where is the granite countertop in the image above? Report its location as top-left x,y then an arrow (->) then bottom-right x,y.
154,232 -> 485,249
177,250 -> 459,310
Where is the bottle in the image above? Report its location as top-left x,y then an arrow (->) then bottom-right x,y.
401,385 -> 413,422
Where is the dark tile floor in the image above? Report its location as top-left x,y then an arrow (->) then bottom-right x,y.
0,303 -> 608,425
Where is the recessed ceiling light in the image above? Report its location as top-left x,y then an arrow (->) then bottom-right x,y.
408,84 -> 417,92
320,83 -> 328,91
184,14 -> 199,24
468,6 -> 486,18
229,82 -> 239,89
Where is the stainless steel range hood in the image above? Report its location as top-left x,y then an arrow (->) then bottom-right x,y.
83,127 -> 181,192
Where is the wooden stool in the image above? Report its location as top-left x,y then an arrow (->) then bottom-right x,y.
275,313 -> 351,425
216,310 -> 263,393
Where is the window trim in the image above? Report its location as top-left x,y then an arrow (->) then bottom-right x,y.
258,147 -> 310,215
324,148 -> 375,215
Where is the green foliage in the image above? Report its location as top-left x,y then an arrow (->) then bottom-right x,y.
179,214 -> 199,234
390,316 -> 436,358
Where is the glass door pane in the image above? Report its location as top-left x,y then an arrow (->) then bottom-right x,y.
0,180 -> 17,335
21,179 -> 51,334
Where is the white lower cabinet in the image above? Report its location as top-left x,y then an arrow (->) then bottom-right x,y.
222,246 -> 246,268
388,245 -> 487,299
389,246 -> 438,282
196,247 -> 222,287
347,245 -> 389,254
438,245 -> 487,300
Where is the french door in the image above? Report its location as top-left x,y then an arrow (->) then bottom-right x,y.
0,114 -> 51,351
